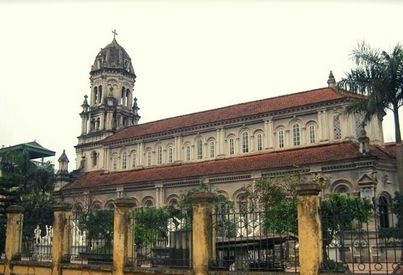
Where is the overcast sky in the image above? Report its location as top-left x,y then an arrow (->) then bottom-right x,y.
0,1 -> 402,170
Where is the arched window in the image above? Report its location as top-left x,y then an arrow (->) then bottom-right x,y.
98,86 -> 102,103
144,199 -> 154,208
186,145 -> 191,161
121,151 -> 127,169
157,146 -> 163,165
126,89 -> 130,107
168,198 -> 179,207
209,140 -> 215,158
237,194 -> 248,214
131,151 -> 137,168
146,151 -> 152,166
256,133 -> 263,151
197,138 -> 203,160
228,137 -> 235,155
292,124 -> 300,146
278,130 -> 284,148
378,195 -> 391,228
94,86 -> 98,104
91,151 -> 97,167
334,185 -> 349,196
242,131 -> 249,153
112,155 -> 118,170
96,118 -> 100,130
333,115 -> 342,140
309,124 -> 316,144
121,87 -> 125,105
90,119 -> 95,131
168,146 -> 174,163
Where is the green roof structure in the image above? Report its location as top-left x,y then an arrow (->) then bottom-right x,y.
0,141 -> 55,160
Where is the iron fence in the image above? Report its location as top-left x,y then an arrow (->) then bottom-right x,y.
131,207 -> 192,268
321,202 -> 403,274
19,220 -> 52,262
67,210 -> 114,264
210,206 -> 299,272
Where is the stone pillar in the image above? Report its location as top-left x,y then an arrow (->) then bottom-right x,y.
113,198 -> 136,275
192,192 -> 216,275
52,203 -> 72,275
4,205 -> 24,275
296,183 -> 322,275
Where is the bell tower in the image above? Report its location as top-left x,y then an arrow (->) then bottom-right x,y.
78,32 -> 140,145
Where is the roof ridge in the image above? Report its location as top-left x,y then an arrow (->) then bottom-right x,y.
116,87 -> 340,131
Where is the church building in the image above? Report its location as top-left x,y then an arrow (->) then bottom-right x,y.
55,37 -> 399,216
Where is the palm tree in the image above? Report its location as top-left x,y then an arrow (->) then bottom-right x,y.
338,42 -> 403,144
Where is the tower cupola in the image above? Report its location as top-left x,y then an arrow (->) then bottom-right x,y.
78,31 -> 140,145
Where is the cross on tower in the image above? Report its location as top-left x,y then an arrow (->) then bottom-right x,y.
112,29 -> 118,39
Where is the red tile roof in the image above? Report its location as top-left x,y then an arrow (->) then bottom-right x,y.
63,141 -> 394,191
103,87 -> 362,143
382,142 -> 398,156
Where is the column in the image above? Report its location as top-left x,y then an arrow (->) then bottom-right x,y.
113,198 -> 137,275
263,120 -> 269,149
192,193 -> 217,275
268,119 -> 274,149
137,143 -> 143,167
317,111 -> 323,141
4,205 -> 24,275
52,203 -> 72,275
81,115 -> 88,135
296,183 -> 322,275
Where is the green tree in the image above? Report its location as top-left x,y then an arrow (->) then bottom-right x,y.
246,174 -> 300,234
338,42 -> 403,143
0,149 -> 55,248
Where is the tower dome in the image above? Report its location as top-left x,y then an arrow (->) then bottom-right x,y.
91,37 -> 135,75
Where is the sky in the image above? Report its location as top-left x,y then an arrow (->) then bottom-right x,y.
0,0 -> 402,170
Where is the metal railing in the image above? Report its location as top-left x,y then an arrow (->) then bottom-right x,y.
210,206 -> 299,272
321,202 -> 403,274
19,222 -> 53,262
67,210 -> 114,264
131,207 -> 192,268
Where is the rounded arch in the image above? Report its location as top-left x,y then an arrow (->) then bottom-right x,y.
166,194 -> 180,206
305,119 -> 318,127
104,199 -> 115,210
142,196 -> 155,207
238,126 -> 250,136
330,179 -> 354,194
274,124 -> 286,131
253,128 -> 264,136
377,191 -> 392,228
216,190 -> 229,199
232,188 -> 246,201
288,118 -> 303,127
91,200 -> 102,211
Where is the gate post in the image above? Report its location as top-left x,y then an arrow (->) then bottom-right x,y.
113,197 -> 136,275
4,205 -> 24,275
52,202 -> 72,275
192,192 -> 216,275
296,183 -> 322,275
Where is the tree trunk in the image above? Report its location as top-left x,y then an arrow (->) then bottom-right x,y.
393,104 -> 402,144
